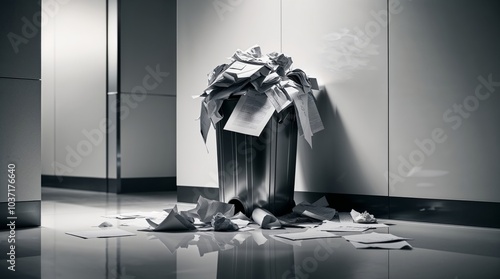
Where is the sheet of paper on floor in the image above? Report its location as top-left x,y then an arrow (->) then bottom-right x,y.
230,212 -> 251,221
274,229 -> 340,241
237,226 -> 256,232
66,228 -> 136,239
231,219 -> 250,228
314,224 -> 368,232
350,240 -> 413,249
314,220 -> 386,232
343,232 -> 410,244
120,218 -> 151,229
103,211 -> 166,220
251,208 -> 282,229
319,220 -> 389,230
145,205 -> 196,232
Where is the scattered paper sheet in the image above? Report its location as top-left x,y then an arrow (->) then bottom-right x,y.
223,91 -> 276,137
317,220 -> 389,230
251,208 -> 282,229
145,205 -> 196,232
196,226 -> 215,232
350,241 -> 412,250
274,229 -> 340,241
292,197 -> 336,221
314,222 -> 369,232
230,212 -> 251,221
66,228 -> 136,239
231,219 -> 250,228
186,196 -> 235,223
103,211 -> 165,220
278,212 -> 322,225
119,218 -> 151,229
343,232 -> 410,244
237,226 -> 256,232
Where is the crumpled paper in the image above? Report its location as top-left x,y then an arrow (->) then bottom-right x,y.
251,208 -> 282,229
98,221 -> 113,228
350,209 -> 377,223
211,212 -> 239,232
184,196 -> 235,223
146,205 -> 196,232
196,45 -> 324,148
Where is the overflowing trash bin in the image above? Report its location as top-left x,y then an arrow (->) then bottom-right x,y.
196,45 -> 324,217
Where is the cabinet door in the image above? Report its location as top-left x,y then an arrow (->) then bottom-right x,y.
0,0 -> 41,79
0,78 -> 41,203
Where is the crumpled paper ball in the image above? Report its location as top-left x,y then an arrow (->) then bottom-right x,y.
211,212 -> 239,231
351,209 -> 377,223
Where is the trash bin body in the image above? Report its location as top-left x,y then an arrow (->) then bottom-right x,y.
216,98 -> 298,217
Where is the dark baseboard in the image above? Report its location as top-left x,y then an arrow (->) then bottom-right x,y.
42,175 -> 176,193
388,196 -> 500,228
120,177 -> 176,193
0,200 -> 40,229
42,175 -> 108,192
177,186 -> 500,228
294,191 -> 390,219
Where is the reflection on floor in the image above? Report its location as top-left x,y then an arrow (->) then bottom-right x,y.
1,187 -> 500,279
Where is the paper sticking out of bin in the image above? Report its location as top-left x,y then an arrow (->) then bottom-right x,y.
196,46 -> 325,216
195,45 -> 324,148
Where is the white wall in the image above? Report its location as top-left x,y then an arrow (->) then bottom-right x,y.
41,0 -> 55,176
283,0 -> 388,195
177,0 -> 388,196
389,0 -> 500,202
177,0 -> 281,188
177,0 -> 500,203
42,0 -> 107,178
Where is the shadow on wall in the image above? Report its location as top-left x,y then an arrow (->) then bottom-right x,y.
298,87 -> 370,194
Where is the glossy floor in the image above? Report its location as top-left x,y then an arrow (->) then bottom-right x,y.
1,188 -> 500,279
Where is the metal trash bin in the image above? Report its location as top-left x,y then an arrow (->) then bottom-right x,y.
216,97 -> 298,217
